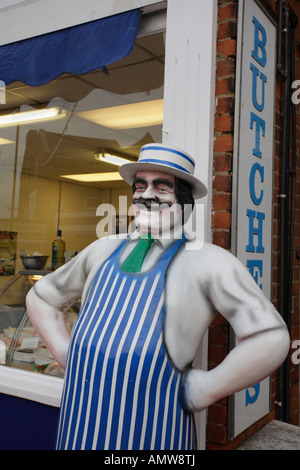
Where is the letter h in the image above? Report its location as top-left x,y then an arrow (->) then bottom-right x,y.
246,209 -> 265,253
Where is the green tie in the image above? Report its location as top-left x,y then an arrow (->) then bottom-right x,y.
121,234 -> 154,273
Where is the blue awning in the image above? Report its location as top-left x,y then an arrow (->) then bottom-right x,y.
0,9 -> 141,87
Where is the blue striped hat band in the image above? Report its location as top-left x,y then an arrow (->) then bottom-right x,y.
140,145 -> 195,176
119,143 -> 207,199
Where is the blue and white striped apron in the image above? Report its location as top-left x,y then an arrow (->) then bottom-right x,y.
55,237 -> 195,450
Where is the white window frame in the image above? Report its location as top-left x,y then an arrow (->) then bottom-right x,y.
0,1 -> 168,410
0,0 -> 217,451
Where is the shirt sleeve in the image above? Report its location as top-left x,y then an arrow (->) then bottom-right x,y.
32,239 -> 103,311
203,244 -> 287,340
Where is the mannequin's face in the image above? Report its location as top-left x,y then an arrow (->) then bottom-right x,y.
132,171 -> 182,235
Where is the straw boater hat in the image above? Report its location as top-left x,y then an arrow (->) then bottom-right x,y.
119,143 -> 207,199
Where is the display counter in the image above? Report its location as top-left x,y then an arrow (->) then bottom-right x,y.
0,270 -> 80,401
0,270 -> 80,449
0,270 -> 79,382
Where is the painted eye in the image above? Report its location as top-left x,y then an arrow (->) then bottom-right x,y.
135,185 -> 146,191
157,185 -> 172,193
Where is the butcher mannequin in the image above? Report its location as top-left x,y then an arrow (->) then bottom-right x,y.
26,143 -> 289,450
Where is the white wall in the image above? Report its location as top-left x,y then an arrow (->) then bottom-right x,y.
0,0 -> 165,45
163,0 -> 217,449
163,0 -> 216,243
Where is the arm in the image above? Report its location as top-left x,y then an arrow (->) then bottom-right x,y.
25,242 -> 95,369
182,327 -> 289,412
182,246 -> 290,412
26,287 -> 71,369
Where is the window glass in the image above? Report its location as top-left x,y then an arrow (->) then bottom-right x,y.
0,32 -> 164,375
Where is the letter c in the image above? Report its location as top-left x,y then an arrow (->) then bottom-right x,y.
249,162 -> 264,205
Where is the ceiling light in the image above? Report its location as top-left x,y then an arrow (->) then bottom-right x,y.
95,152 -> 131,167
60,172 -> 123,183
0,107 -> 67,128
76,99 -> 163,129
0,138 -> 15,145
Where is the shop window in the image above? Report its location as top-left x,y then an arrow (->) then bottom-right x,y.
0,32 -> 165,376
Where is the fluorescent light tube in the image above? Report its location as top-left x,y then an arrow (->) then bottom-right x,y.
76,99 -> 163,129
96,152 -> 131,167
0,138 -> 15,145
60,172 -> 123,182
0,107 -> 67,127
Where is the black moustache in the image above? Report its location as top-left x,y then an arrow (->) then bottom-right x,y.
132,197 -> 172,209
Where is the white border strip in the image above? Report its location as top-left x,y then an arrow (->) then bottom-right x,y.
0,365 -> 63,407
0,0 -> 166,46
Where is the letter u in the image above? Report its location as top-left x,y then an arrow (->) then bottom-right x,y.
250,63 -> 267,112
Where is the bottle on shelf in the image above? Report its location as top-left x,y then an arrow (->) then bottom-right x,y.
51,229 -> 66,270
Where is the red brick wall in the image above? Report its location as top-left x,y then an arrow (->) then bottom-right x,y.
286,0 -> 300,428
208,0 -> 238,449
207,0 -> 300,449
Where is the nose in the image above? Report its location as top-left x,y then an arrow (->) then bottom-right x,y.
141,184 -> 155,199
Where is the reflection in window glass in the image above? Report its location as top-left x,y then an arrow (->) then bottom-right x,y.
0,32 -> 164,374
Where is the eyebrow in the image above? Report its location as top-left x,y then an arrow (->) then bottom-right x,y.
153,178 -> 174,189
133,177 -> 174,189
133,177 -> 147,186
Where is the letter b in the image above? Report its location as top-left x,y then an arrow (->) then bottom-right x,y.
251,16 -> 267,67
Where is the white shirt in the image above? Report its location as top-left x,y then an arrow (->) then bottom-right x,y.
118,226 -> 184,270
32,229 -> 287,372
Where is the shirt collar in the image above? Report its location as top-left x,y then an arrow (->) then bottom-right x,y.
129,224 -> 186,249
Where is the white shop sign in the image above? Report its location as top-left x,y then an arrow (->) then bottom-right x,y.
229,0 -> 276,439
